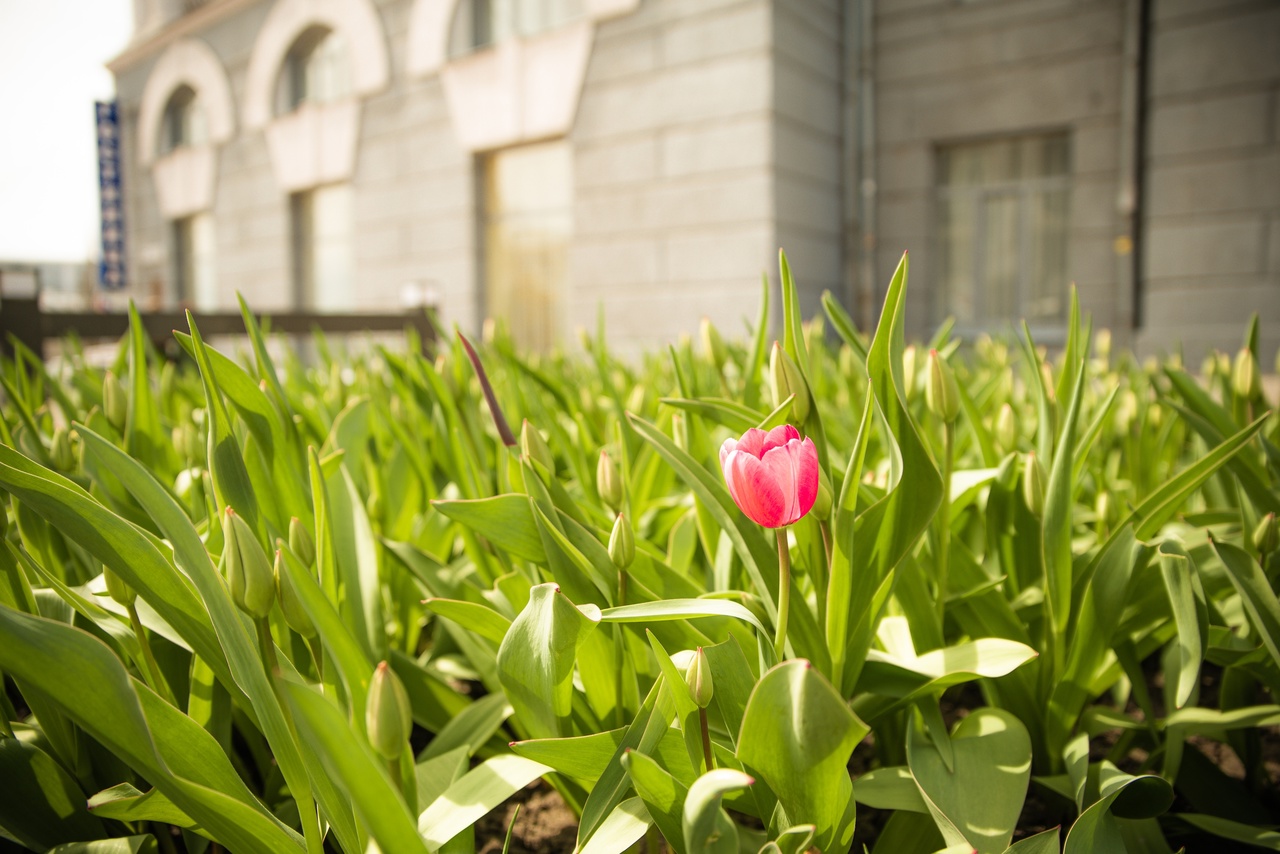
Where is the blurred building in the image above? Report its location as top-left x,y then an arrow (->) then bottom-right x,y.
108,0 -> 1280,357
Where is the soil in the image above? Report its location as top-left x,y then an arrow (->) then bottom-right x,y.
474,781 -> 580,854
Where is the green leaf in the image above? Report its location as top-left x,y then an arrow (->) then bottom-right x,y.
1211,538 -> 1280,673
1003,827 -> 1060,854
851,766 -> 927,813
600,598 -> 769,639
124,302 -> 168,472
1062,763 -> 1172,854
424,598 -> 512,645
737,660 -> 866,853
624,749 -> 690,854
280,676 -> 430,854
1179,814 -> 1280,850
432,494 -> 548,563
87,783 -> 200,830
1042,349 -> 1086,637
496,582 -> 601,739
1157,541 -> 1208,709
0,605 -> 302,854
0,736 -> 105,850
418,754 -> 553,850
683,769 -> 753,854
578,797 -> 652,854
907,707 -> 1032,854
46,837 -> 159,854
418,692 -> 511,762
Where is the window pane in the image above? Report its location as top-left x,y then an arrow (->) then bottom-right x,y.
292,184 -> 353,311
1027,186 -> 1069,322
938,195 -> 976,324
935,133 -> 1070,329
980,191 -> 1021,322
483,140 -> 573,351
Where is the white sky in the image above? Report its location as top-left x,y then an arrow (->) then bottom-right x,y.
0,0 -> 134,263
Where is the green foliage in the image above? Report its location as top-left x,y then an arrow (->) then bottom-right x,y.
1,259 -> 1278,854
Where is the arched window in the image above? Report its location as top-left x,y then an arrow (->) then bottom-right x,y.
449,0 -> 584,55
277,27 -> 352,113
160,85 -> 206,154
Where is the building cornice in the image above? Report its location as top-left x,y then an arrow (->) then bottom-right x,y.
107,0 -> 267,74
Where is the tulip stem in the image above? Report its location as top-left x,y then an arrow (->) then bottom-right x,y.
614,567 -> 629,727
699,707 -> 714,773
258,619 -> 326,854
774,528 -> 791,662
936,422 -> 955,631
127,601 -> 175,706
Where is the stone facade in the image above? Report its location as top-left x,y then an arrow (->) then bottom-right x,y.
109,0 -> 1280,359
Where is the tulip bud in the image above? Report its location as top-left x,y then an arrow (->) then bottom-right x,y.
1022,453 -> 1046,518
521,420 -> 555,474
1116,390 -> 1138,436
770,343 -> 810,423
1094,491 -> 1111,526
222,509 -> 275,619
1233,347 -> 1261,401
608,513 -> 634,570
160,360 -> 176,404
598,450 -> 623,513
685,647 -> 714,709
626,384 -> 648,415
103,371 -> 126,430
274,549 -> 316,638
701,318 -> 727,373
1253,513 -> 1278,557
925,350 -> 961,424
1094,328 -> 1112,364
1148,403 -> 1164,429
51,427 -> 74,471
1201,352 -> 1218,379
995,403 -> 1017,452
103,566 -> 135,606
288,517 -> 316,568
367,660 -> 412,760
811,469 -> 833,521
902,345 -> 920,401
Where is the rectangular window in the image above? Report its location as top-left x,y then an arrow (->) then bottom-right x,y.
936,134 -> 1070,329
291,183 -> 354,311
481,140 -> 573,351
172,212 -> 217,310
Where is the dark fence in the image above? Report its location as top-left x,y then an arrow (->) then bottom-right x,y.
0,297 -> 436,360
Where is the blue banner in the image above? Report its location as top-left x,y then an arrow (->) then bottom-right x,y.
95,100 -> 126,291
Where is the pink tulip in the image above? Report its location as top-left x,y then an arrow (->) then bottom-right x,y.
719,425 -> 819,528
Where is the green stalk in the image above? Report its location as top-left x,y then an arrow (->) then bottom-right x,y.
936,422 -> 955,630
306,635 -> 325,683
775,528 -> 791,662
698,707 -> 714,773
257,619 -> 325,854
126,601 -> 175,706
614,565 -> 629,727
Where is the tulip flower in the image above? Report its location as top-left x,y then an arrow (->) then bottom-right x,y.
720,424 -> 817,663
719,425 -> 818,529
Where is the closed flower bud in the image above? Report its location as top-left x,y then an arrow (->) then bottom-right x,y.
608,513 -> 634,570
598,449 -> 623,513
1022,453 -> 1046,518
288,517 -> 316,567
626,384 -> 648,414
925,350 -> 961,424
223,509 -> 275,619
1201,352 -> 1218,379
1094,328 -> 1112,363
103,566 -> 135,606
1148,403 -> 1164,429
1094,491 -> 1111,526
770,343 -> 810,423
367,660 -> 412,760
521,420 -> 555,474
701,317 -> 728,373
902,345 -> 920,401
274,549 -> 316,639
51,427 -> 74,471
1232,347 -> 1261,400
685,647 -> 714,709
995,403 -> 1017,452
1253,513 -> 1278,557
1115,390 -> 1138,436
103,371 -> 126,430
